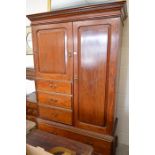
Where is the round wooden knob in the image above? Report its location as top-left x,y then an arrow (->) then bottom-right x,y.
49,84 -> 57,88
33,110 -> 37,116
27,109 -> 32,114
50,99 -> 58,103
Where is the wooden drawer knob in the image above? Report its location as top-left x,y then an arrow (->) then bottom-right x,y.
49,98 -> 58,103
33,110 -> 37,116
52,131 -> 57,135
85,140 -> 94,146
27,109 -> 32,113
49,83 -> 57,88
52,113 -> 58,118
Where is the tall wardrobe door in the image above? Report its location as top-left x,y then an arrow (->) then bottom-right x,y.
73,18 -> 121,134
32,22 -> 73,81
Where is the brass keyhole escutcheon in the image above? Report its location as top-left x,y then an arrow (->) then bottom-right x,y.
68,51 -> 72,57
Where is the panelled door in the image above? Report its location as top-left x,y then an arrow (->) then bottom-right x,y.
32,22 -> 73,81
73,18 -> 121,134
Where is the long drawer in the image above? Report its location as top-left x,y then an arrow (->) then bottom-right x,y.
37,119 -> 114,155
38,91 -> 72,109
39,105 -> 72,125
36,79 -> 72,94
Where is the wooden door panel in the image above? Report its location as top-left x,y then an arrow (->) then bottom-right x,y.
78,25 -> 109,126
73,18 -> 121,134
32,22 -> 73,80
38,28 -> 66,74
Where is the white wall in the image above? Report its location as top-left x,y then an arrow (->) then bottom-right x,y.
50,0 -> 122,11
52,0 -> 87,10
26,0 -> 129,146
116,0 -> 129,146
26,0 -> 47,26
116,18 -> 129,145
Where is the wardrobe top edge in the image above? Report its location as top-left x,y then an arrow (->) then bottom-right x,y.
27,1 -> 127,22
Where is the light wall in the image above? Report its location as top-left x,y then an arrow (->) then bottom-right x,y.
116,18 -> 129,145
26,0 -> 129,146
115,0 -> 129,146
52,0 -> 122,10
26,0 -> 47,26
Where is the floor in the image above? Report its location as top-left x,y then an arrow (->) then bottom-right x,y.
116,144 -> 129,155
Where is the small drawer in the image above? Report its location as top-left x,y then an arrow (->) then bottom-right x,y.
26,101 -> 37,109
36,80 -> 72,94
39,105 -> 72,125
26,108 -> 38,116
38,92 -> 72,109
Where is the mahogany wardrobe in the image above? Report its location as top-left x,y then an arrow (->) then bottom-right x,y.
27,1 -> 127,154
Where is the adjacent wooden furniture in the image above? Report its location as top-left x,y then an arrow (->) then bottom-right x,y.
27,129 -> 93,155
26,67 -> 37,122
26,67 -> 35,80
27,1 -> 127,154
26,92 -> 38,122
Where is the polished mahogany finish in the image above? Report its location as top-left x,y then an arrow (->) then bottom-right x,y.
32,22 -> 73,81
73,18 -> 122,134
37,28 -> 66,74
38,92 -> 72,109
27,1 -> 127,155
76,23 -> 109,126
36,79 -> 72,94
26,92 -> 38,122
27,1 -> 127,26
39,105 -> 72,125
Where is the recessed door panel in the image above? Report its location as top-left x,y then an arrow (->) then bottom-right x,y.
37,29 -> 66,74
73,19 -> 114,133
32,22 -> 73,80
78,25 -> 109,126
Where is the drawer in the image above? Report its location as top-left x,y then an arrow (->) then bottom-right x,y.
38,92 -> 72,109
26,107 -> 38,116
39,106 -> 72,125
36,80 -> 71,94
26,101 -> 37,109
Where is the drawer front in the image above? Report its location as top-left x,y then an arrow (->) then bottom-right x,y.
26,102 -> 38,116
26,101 -> 37,109
39,106 -> 72,125
38,121 -> 113,155
38,92 -> 72,109
36,80 -> 72,94
26,107 -> 38,116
